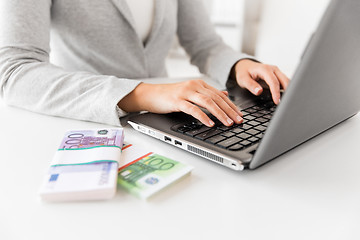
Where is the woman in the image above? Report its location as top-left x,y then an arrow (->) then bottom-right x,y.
0,0 -> 289,127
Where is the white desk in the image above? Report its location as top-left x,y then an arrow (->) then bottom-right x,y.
1,78 -> 360,240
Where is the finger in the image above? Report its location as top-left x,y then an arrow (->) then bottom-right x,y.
188,93 -> 235,126
237,74 -> 264,96
176,80 -> 231,126
250,68 -> 281,104
200,88 -> 243,124
273,67 -> 290,90
178,101 -> 215,127
202,83 -> 243,117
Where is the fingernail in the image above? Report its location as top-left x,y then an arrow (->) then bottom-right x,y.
209,120 -> 215,127
254,87 -> 262,95
227,118 -> 233,125
236,116 -> 243,123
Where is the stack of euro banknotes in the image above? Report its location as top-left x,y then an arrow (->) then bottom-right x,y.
39,128 -> 193,201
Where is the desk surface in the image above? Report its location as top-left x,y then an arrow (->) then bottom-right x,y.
1,78 -> 360,240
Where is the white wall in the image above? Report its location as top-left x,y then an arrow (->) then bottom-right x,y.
167,0 -> 245,77
242,0 -> 263,55
209,0 -> 244,51
169,0 -> 332,78
255,0 -> 331,77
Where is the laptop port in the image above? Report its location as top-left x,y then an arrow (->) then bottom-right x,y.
164,136 -> 172,142
175,140 -> 182,146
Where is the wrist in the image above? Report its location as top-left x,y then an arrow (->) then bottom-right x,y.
232,59 -> 260,78
118,83 -> 151,112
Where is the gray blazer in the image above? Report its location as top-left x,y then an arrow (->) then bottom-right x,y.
0,0 -> 252,126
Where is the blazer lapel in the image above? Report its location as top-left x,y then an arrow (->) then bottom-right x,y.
110,0 -> 166,48
110,0 -> 137,32
145,0 -> 166,48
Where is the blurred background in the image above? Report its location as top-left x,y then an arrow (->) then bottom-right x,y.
167,0 -> 331,79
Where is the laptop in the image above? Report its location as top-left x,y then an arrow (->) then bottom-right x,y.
128,0 -> 360,171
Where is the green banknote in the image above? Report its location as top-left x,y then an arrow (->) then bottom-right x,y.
118,153 -> 193,199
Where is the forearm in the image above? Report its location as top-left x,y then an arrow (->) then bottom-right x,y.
0,46 -> 141,125
177,0 -> 257,85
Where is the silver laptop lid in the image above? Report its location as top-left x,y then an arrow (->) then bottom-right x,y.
250,0 -> 360,169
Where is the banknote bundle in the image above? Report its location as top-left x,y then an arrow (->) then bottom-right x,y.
39,128 -> 124,202
118,144 -> 193,200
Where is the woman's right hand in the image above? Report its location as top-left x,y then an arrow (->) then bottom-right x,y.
118,79 -> 243,127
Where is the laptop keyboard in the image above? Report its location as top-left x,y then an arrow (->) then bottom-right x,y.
172,101 -> 276,151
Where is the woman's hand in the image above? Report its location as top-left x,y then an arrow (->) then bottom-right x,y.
118,79 -> 243,127
233,59 -> 290,104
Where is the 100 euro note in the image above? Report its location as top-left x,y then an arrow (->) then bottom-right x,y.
118,144 -> 193,200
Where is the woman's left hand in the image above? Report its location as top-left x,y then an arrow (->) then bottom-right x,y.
233,59 -> 290,105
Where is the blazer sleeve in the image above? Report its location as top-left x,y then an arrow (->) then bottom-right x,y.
177,0 -> 256,86
0,0 -> 141,126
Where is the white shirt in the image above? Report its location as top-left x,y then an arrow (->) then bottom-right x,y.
124,0 -> 155,43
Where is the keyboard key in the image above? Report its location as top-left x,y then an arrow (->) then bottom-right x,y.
256,133 -> 264,139
185,126 -> 211,137
263,114 -> 272,119
195,129 -> 223,140
231,128 -> 244,134
217,136 -> 241,148
262,122 -> 269,127
241,111 -> 251,116
254,125 -> 267,132
244,115 -> 256,121
257,118 -> 268,123
241,140 -> 252,147
248,137 -> 260,143
206,135 -> 226,144
229,144 -> 245,151
217,125 -> 234,131
244,108 -> 257,113
177,126 -> 191,133
259,110 -> 271,115
253,112 -> 263,117
221,132 -> 235,138
238,133 -> 251,139
183,122 -> 201,129
175,121 -> 202,133
242,124 -> 252,130
246,129 -> 260,135
247,120 -> 260,126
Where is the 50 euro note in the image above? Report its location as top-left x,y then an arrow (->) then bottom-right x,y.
118,144 -> 193,200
